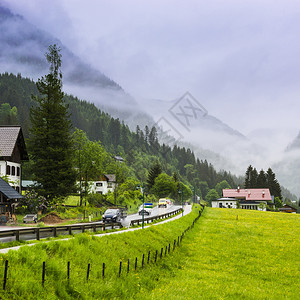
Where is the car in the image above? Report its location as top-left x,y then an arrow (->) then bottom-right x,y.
23,214 -> 38,223
138,203 -> 152,216
158,198 -> 168,208
102,209 -> 122,223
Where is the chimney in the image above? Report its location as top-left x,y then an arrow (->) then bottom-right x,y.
237,186 -> 240,193
262,190 -> 265,198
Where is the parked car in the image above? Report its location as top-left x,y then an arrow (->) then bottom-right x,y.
138,203 -> 152,216
158,198 -> 168,208
102,209 -> 122,223
23,214 -> 38,223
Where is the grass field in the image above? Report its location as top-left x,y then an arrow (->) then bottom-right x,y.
146,208 -> 300,299
0,207 -> 299,299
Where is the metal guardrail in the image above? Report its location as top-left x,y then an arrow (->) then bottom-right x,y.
130,208 -> 182,226
0,207 -> 183,243
0,222 -> 123,242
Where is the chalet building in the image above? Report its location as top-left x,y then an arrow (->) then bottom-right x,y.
279,204 -> 297,214
212,188 -> 274,211
0,126 -> 28,193
79,174 -> 116,195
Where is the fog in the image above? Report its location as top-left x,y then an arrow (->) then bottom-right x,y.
2,0 -> 300,195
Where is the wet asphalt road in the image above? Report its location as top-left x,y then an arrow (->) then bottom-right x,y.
0,204 -> 182,243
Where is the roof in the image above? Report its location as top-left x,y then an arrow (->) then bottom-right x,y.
0,126 -> 28,160
223,188 -> 272,201
104,174 -> 116,182
0,177 -> 23,200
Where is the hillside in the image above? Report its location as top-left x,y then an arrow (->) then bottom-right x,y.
0,72 -> 241,193
0,4 -> 147,126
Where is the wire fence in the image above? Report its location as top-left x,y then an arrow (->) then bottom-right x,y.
1,207 -> 204,292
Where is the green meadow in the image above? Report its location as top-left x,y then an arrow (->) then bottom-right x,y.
0,207 -> 299,299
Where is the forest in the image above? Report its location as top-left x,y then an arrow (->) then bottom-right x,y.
0,72 -> 264,205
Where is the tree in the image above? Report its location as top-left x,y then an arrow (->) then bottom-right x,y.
274,197 -> 283,208
28,44 -> 76,202
257,169 -> 267,188
152,173 -> 176,198
146,160 -> 162,189
244,165 -> 253,188
205,189 -> 219,206
215,180 -> 231,197
266,168 -> 282,199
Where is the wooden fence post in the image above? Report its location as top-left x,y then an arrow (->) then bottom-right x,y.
127,259 -> 130,273
42,261 -> 46,287
147,251 -> 150,264
67,261 -> 70,282
3,260 -> 8,290
142,254 -> 145,268
102,263 -> 105,279
135,257 -> 137,270
36,228 -> 40,240
87,263 -> 90,281
15,230 -> 20,241
119,261 -> 122,277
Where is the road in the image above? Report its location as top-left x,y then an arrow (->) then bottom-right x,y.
121,204 -> 182,227
0,204 -> 182,244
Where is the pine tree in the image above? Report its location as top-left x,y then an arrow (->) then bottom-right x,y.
28,44 -> 76,202
250,167 -> 258,188
244,165 -> 253,188
257,169 -> 267,188
146,160 -> 162,189
266,168 -> 282,199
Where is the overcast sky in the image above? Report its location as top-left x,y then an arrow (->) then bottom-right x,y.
4,0 -> 300,138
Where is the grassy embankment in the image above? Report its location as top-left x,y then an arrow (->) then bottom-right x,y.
0,207 -> 299,299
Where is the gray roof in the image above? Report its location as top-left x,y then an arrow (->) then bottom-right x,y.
0,177 -> 23,200
104,174 -> 116,182
0,126 -> 28,160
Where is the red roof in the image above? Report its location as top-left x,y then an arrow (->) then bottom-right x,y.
223,188 -> 272,201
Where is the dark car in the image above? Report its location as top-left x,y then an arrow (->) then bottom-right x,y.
102,209 -> 122,223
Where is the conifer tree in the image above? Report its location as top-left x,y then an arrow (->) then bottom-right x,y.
146,160 -> 162,189
244,165 -> 253,188
257,169 -> 267,188
28,44 -> 76,202
266,168 -> 282,199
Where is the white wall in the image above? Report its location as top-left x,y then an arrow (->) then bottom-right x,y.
212,200 -> 237,209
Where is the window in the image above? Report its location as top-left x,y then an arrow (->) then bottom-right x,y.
12,166 -> 15,176
107,183 -> 113,188
96,182 -> 103,187
6,165 -> 10,175
97,191 -> 103,194
17,167 -> 20,176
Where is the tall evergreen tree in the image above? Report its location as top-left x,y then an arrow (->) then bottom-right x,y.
266,168 -> 282,199
28,44 -> 76,202
250,167 -> 258,188
146,160 -> 162,189
257,169 -> 267,188
244,165 -> 253,188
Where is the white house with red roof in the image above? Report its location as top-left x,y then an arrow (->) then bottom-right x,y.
212,187 -> 274,211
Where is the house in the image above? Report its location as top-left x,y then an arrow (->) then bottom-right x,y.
221,188 -> 274,211
0,126 -> 29,193
0,177 -> 23,223
211,197 -> 239,209
279,204 -> 297,214
84,174 -> 116,195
